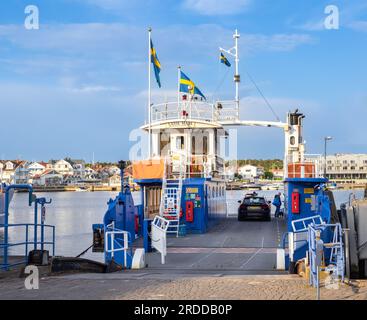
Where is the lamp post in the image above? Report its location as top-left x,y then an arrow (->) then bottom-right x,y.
324,136 -> 332,178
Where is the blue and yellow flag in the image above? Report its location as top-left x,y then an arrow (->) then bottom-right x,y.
150,39 -> 161,88
220,52 -> 231,67
179,70 -> 206,100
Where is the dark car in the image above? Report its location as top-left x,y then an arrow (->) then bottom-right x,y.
238,194 -> 271,221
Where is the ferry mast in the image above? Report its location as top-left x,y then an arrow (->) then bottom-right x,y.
219,29 -> 240,119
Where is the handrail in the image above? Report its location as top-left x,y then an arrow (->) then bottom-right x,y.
151,101 -> 215,123
105,224 -> 132,268
0,223 -> 56,271
291,215 -> 324,232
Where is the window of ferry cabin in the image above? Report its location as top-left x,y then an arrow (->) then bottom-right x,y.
176,136 -> 184,150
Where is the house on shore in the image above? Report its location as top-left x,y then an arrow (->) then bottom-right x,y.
0,161 -> 16,184
14,161 -> 30,184
238,165 -> 264,181
28,162 -> 46,178
47,159 -> 74,176
33,170 -> 64,186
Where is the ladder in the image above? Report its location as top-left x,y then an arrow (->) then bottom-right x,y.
159,156 -> 185,237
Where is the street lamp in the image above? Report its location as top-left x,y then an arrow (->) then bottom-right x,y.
324,136 -> 333,178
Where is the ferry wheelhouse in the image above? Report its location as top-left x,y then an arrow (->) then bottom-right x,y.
133,99 -> 238,234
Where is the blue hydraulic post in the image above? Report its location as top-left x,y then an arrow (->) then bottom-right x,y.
143,219 -> 153,252
3,184 -> 33,271
34,200 -> 38,250
102,161 -> 135,269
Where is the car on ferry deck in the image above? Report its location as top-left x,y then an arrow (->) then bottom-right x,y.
237,193 -> 271,221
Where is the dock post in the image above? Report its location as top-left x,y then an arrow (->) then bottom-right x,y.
34,201 -> 38,251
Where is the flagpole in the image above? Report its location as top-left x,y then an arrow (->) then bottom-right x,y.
148,27 -> 152,159
177,66 -> 181,118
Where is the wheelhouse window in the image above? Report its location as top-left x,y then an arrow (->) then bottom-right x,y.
203,136 -> 208,155
176,136 -> 184,150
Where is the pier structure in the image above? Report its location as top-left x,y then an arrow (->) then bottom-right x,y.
1,184 -> 55,271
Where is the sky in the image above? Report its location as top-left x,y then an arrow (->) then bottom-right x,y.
0,0 -> 366,162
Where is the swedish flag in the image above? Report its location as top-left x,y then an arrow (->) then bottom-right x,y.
150,39 -> 161,88
179,70 -> 206,100
220,52 -> 231,67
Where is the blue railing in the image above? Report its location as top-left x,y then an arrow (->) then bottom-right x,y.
0,223 -> 56,271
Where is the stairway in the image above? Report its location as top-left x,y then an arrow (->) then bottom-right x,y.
159,157 -> 185,237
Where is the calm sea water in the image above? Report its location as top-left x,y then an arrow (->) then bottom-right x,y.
1,189 -> 364,260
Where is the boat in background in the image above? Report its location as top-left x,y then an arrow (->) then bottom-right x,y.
75,186 -> 90,192
241,183 -> 262,190
261,182 -> 284,191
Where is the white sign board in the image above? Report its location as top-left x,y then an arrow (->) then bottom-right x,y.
151,216 -> 170,264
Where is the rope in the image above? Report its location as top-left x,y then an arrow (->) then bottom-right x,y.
245,71 -> 281,122
75,243 -> 94,258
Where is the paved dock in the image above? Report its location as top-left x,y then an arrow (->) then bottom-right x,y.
2,217 -> 366,300
1,270 -> 366,300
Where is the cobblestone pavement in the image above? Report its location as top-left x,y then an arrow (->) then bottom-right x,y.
118,276 -> 367,300
0,272 -> 367,300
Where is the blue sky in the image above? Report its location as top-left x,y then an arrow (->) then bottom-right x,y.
0,0 -> 366,162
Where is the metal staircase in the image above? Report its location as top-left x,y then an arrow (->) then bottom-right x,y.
159,156 -> 185,237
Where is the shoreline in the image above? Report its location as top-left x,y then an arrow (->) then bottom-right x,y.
15,186 -> 124,193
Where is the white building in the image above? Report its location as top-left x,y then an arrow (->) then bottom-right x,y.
69,160 -> 86,178
52,159 -> 74,176
33,170 -> 64,186
270,168 -> 284,179
105,165 -> 120,176
106,174 -> 121,187
85,167 -> 97,178
238,165 -> 263,180
224,165 -> 236,180
324,154 -> 367,184
14,161 -> 30,184
27,162 -> 46,177
0,161 -> 16,184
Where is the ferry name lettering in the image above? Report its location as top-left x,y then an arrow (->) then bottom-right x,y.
168,121 -> 194,127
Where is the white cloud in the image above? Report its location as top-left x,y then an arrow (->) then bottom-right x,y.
70,85 -> 121,93
348,20 -> 367,32
77,0 -> 129,10
295,20 -> 325,32
241,33 -> 315,53
0,23 -> 314,69
183,0 -> 251,16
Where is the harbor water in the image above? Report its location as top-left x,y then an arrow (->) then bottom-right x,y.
1,189 -> 365,261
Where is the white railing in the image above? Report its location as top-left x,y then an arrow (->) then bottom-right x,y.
105,223 -> 131,268
151,100 -> 240,124
213,100 -> 239,122
163,154 -> 224,179
291,215 -> 324,233
152,101 -> 214,123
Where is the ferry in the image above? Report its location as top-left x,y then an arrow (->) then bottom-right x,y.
88,29 -> 341,275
